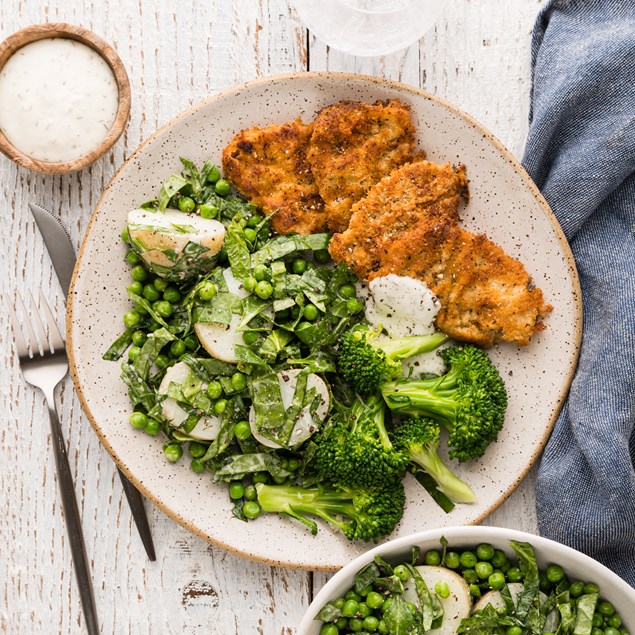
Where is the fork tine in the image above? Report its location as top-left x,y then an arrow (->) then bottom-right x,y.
5,293 -> 30,358
39,290 -> 65,353
16,292 -> 41,357
28,291 -> 50,355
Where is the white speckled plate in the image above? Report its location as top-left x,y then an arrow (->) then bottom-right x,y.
67,73 -> 582,571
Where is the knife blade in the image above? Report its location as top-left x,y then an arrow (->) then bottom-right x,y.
29,202 -> 156,561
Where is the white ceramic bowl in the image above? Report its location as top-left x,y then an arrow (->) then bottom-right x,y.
298,526 -> 635,634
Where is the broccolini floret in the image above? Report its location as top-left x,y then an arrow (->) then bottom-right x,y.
313,394 -> 408,489
391,416 -> 477,504
255,480 -> 405,542
337,324 -> 449,395
381,345 -> 508,462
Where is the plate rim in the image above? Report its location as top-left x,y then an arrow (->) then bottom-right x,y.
66,71 -> 583,570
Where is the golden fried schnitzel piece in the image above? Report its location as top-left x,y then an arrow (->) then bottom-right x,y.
329,161 -> 468,279
307,99 -> 418,233
330,161 -> 552,347
222,120 -> 327,235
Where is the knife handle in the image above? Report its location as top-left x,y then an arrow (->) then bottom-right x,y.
117,468 -> 156,561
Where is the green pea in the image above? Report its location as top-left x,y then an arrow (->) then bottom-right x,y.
163,287 -> 181,303
229,481 -> 245,500
365,590 -> 383,609
469,584 -> 481,598
476,543 -> 495,561
599,601 -> 616,617
153,277 -> 169,292
303,304 -> 319,321
214,399 -> 228,414
445,552 -> 461,569
506,567 -> 523,583
462,569 -> 478,584
342,599 -> 359,618
199,203 -> 218,219
255,280 -> 273,299
125,250 -> 140,265
184,333 -> 199,350
488,571 -> 506,590
243,484 -> 257,501
164,444 -> 183,463
170,340 -> 186,358
129,412 -> 147,429
131,330 -> 147,346
546,564 -> 565,584
244,227 -> 257,243
252,472 -> 269,484
592,614 -> 604,628
378,620 -> 389,635
154,301 -> 173,318
214,179 -> 231,196
155,354 -> 170,369
357,603 -> 371,618
475,561 -> 494,580
363,616 -> 379,632
539,572 -> 551,591
424,550 -> 441,566
393,565 -> 410,582
287,458 -> 300,471
585,582 -> 600,594
127,345 -> 142,361
242,501 -> 261,519
314,249 -> 330,264
205,382 -> 222,402
189,441 -> 207,458
231,372 -> 247,392
253,264 -> 269,281
191,459 -> 205,473
242,277 -> 257,293
608,615 -> 623,628
206,165 -> 221,183
247,214 -> 261,228
178,196 -> 196,213
435,581 -> 450,598
127,281 -> 143,295
605,629 -> 621,635
143,284 -> 161,301
271,475 -> 287,485
506,627 -> 522,635
144,418 -> 161,435
198,281 -> 217,301
345,591 -> 361,601
320,625 -> 338,635
121,226 -> 130,243
346,298 -> 363,314
460,551 -> 477,569
233,420 -> 252,440
242,331 -> 259,345
339,283 -> 356,299
591,629 -> 604,635
348,618 -> 363,632
491,549 -> 508,569
292,258 -> 307,274
123,310 -> 141,328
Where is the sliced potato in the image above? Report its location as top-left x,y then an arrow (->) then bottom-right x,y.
127,208 -> 225,275
249,369 -> 330,449
158,362 -> 221,441
194,268 -> 249,364
474,583 -> 559,633
402,565 -> 472,635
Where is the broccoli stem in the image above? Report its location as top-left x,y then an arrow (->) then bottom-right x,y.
381,380 -> 459,422
351,393 -> 392,449
407,446 -> 476,504
378,332 -> 449,361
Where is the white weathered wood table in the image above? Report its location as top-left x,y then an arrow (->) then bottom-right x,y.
1,1 -> 547,632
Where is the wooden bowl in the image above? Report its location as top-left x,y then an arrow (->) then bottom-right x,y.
0,23 -> 131,174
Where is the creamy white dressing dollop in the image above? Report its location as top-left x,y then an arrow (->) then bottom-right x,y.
357,274 -> 448,376
0,38 -> 119,162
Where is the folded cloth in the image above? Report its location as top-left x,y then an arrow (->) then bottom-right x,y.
522,0 -> 635,586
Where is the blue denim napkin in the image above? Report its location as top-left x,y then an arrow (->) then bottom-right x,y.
522,0 -> 635,586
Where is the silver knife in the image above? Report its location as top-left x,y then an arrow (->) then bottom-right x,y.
29,202 -> 156,561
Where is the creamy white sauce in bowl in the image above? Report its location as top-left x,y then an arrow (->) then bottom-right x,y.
0,37 -> 119,163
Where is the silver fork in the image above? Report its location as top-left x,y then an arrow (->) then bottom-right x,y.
7,291 -> 99,635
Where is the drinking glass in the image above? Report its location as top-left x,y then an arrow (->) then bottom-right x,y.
292,0 -> 439,57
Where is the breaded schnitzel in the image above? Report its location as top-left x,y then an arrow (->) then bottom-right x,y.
222,120 -> 327,235
329,161 -> 552,347
307,99 -> 418,233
